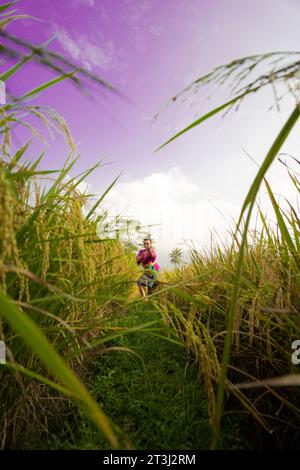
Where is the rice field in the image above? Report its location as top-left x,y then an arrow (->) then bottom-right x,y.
1,2 -> 300,451
159,199 -> 300,448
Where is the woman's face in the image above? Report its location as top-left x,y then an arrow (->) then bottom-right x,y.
143,240 -> 151,249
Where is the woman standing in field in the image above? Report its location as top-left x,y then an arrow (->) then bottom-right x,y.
136,238 -> 160,300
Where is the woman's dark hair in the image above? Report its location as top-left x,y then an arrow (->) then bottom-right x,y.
143,238 -> 152,243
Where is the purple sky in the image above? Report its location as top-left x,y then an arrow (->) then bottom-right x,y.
3,0 -> 300,264
5,0 -> 221,178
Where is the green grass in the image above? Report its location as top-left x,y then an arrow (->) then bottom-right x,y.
2,4 -> 300,449
24,302 -> 247,450
90,306 -> 210,450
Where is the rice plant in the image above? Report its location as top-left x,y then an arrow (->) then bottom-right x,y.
156,51 -> 300,448
0,2 -> 149,449
2,0 -> 300,451
158,180 -> 300,447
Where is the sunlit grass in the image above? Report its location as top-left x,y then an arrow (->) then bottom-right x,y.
158,169 -> 300,448
0,2 -> 142,449
2,0 -> 300,450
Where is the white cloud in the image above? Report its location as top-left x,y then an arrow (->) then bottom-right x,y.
97,167 -> 240,266
66,163 -> 300,268
129,0 -> 153,21
56,28 -> 114,71
63,175 -> 93,196
66,164 -> 300,268
73,0 -> 95,6
148,24 -> 165,37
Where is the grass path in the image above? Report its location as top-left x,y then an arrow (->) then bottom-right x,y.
46,301 -> 244,450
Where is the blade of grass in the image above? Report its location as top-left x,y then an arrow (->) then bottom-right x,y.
0,288 -> 120,448
0,2 -> 18,13
86,173 -> 122,219
211,105 -> 300,449
155,87 -> 259,151
265,178 -> 300,273
2,71 -> 78,112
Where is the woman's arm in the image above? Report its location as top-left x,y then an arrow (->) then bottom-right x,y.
136,250 -> 145,265
148,248 -> 156,262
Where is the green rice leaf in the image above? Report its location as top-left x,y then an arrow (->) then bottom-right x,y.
0,288 -> 119,448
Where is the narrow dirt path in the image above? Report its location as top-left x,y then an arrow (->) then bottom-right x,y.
76,301 -> 212,450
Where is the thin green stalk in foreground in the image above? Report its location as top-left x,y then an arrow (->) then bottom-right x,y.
155,87 -> 259,152
211,105 -> 300,449
0,289 -> 120,449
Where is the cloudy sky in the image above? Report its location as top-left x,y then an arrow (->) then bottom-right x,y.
3,0 -> 300,266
